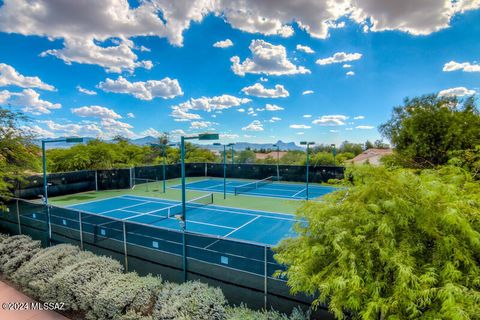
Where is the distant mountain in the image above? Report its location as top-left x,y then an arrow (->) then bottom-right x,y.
131,136 -> 158,146
33,136 -> 304,151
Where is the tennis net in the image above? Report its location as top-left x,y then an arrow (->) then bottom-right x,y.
132,178 -> 159,192
234,176 -> 274,195
126,193 -> 214,223
92,193 -> 214,243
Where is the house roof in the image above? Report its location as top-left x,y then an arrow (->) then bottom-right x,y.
255,151 -> 288,160
346,148 -> 393,165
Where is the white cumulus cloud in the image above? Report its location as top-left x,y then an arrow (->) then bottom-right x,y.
220,133 -> 239,139
289,124 -> 311,129
312,115 -> 348,126
356,125 -> 374,130
231,40 -> 310,76
213,39 -> 233,48
98,76 -> 183,100
296,45 -> 314,53
316,52 -> 362,65
241,83 -> 289,98
0,0 -> 478,75
77,86 -> 97,95
0,63 -> 55,91
438,87 -> 476,97
141,128 -> 162,137
71,105 -> 121,119
302,90 -> 314,95
265,104 -> 284,111
1,88 -> 61,115
170,94 -> 250,121
242,120 -> 264,131
443,61 -> 480,72
190,120 -> 217,129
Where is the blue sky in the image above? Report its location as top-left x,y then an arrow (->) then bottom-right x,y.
0,0 -> 479,145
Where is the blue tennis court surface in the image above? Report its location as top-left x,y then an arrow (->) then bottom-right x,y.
68,194 -> 298,245
171,178 -> 336,200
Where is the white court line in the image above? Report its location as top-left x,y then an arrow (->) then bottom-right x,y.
114,200 -> 238,231
124,210 -> 236,230
292,188 -> 306,198
204,215 -> 261,249
99,201 -> 153,215
120,193 -> 299,218
169,178 -> 213,189
205,182 -> 232,190
67,195 -> 126,208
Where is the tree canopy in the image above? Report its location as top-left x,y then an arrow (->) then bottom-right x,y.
275,165 -> 480,319
0,107 -> 40,200
379,94 -> 480,168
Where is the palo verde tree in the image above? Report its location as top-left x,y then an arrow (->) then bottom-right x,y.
0,107 -> 40,200
275,165 -> 480,319
379,94 -> 480,168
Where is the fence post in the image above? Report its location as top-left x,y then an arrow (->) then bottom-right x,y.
78,211 -> 84,250
264,245 -> 268,310
122,221 -> 128,272
46,205 -> 52,246
16,199 -> 22,235
205,162 -> 208,177
129,168 -> 134,189
94,170 -> 98,191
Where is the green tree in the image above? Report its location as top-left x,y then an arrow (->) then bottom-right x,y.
260,156 -> 277,164
373,139 -> 389,149
379,94 -> 480,168
281,150 -> 306,165
448,146 -> 480,179
236,150 -> 256,164
307,152 -> 334,166
0,108 -> 40,200
364,140 -> 374,149
339,141 -> 364,156
275,165 -> 480,319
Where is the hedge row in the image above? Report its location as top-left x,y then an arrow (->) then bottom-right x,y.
0,234 -> 311,320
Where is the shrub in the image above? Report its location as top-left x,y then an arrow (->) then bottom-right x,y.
0,235 -> 41,277
153,281 -> 227,320
0,233 -> 8,242
12,244 -> 94,299
89,272 -> 162,320
118,310 -> 153,320
275,165 -> 480,319
226,304 -> 310,320
46,255 -> 123,312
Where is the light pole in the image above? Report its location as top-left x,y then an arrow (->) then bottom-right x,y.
214,143 -> 234,199
272,144 -> 280,181
151,139 -> 176,193
179,133 -> 219,282
42,137 -> 83,246
331,143 -> 337,167
300,141 -> 315,200
42,137 -> 84,204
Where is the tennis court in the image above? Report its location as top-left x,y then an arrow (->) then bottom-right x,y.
67,194 -> 298,245
171,177 -> 336,199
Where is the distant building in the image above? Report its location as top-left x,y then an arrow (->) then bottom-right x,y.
255,151 -> 288,160
346,148 -> 393,165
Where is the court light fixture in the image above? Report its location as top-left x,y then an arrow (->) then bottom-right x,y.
179,132 -> 219,282
214,143 -> 234,200
299,141 -> 315,200
41,137 -> 84,245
